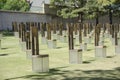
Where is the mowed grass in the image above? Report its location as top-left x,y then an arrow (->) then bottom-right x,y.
0,33 -> 120,80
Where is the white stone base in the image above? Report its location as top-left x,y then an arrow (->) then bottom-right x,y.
84,37 -> 91,44
14,32 -> 19,38
51,31 -> 54,35
21,41 -> 26,52
89,32 -> 94,42
26,50 -> 32,59
41,37 -> 47,44
59,36 -> 67,43
75,35 -> 79,42
109,35 -> 112,40
118,32 -> 120,38
104,32 -> 109,38
80,43 -> 87,51
95,46 -> 106,58
56,31 -> 59,34
57,34 -> 60,40
69,49 -> 82,64
74,35 -> 79,45
99,41 -> 104,46
19,39 -> 22,47
47,40 -> 56,49
45,31 -> 47,38
80,43 -> 82,50
73,38 -> 76,45
63,31 -> 67,36
90,31 -> 94,37
38,31 -> 41,35
83,43 -> 87,51
112,38 -> 115,45
118,38 -> 120,45
100,36 -> 104,42
115,45 -> 120,55
52,34 -> 57,40
32,55 -> 49,72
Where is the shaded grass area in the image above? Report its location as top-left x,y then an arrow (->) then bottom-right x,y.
4,67 -> 120,80
0,34 -> 120,80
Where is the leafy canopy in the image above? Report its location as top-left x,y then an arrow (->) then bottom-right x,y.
0,0 -> 29,11
50,0 -> 120,19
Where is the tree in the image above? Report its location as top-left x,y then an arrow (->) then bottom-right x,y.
96,0 -> 120,24
50,0 -> 86,22
50,0 -> 120,24
0,0 -> 7,9
0,0 -> 30,11
110,0 -> 120,19
84,0 -> 104,25
84,0 -> 119,25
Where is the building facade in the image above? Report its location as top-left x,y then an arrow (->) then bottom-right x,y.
30,0 -> 51,13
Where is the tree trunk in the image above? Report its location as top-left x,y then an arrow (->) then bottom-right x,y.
109,9 -> 112,24
96,8 -> 99,26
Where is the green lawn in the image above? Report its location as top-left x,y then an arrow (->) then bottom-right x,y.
0,34 -> 120,80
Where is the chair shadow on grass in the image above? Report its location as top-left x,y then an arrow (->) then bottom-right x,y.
75,44 -> 80,46
56,47 -> 62,49
0,54 -> 9,56
83,59 -> 96,64
83,61 -> 91,64
1,46 -> 17,50
1,48 -> 8,50
5,67 -> 120,80
87,49 -> 93,51
107,56 -> 115,58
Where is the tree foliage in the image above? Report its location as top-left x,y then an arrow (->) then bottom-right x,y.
50,0 -> 86,18
50,0 -> 120,19
0,0 -> 29,11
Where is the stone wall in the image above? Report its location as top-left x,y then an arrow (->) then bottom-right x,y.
0,10 -> 52,30
0,10 -> 120,30
84,15 -> 120,24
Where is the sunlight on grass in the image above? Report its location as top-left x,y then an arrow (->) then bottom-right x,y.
0,34 -> 120,80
